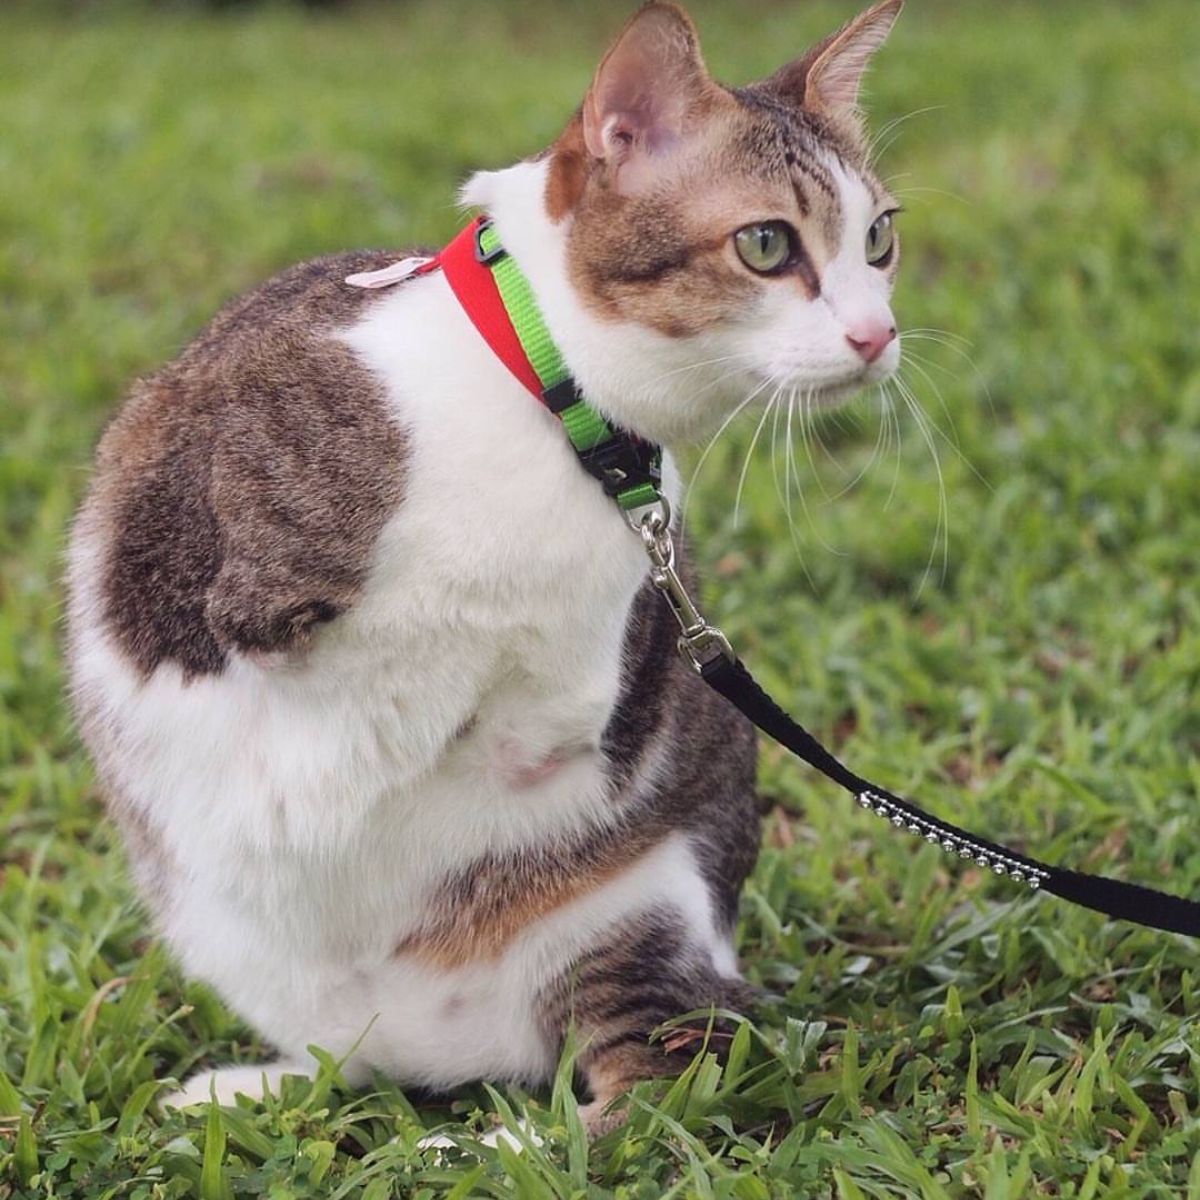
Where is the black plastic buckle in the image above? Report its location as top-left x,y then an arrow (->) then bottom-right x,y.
473,218 -> 507,267
576,433 -> 663,499
541,378 -> 582,414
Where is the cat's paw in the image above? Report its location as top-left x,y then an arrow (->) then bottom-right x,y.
161,1062 -> 308,1110
578,1099 -> 627,1140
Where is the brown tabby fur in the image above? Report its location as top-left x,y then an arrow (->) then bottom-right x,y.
85,251 -> 413,680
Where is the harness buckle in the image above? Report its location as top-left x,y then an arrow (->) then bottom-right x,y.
473,218 -> 507,267
577,436 -> 663,500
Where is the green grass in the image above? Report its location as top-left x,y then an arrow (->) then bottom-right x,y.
3,0 -> 1200,1195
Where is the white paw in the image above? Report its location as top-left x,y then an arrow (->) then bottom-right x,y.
160,1061 -> 308,1109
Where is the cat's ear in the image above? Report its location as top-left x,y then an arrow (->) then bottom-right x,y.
767,0 -> 902,118
582,2 -> 714,194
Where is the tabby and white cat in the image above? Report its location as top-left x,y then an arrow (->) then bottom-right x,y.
66,0 -> 903,1131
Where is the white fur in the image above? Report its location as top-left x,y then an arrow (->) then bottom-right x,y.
72,159 -> 741,1102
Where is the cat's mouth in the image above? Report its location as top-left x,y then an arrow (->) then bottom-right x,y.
751,359 -> 897,413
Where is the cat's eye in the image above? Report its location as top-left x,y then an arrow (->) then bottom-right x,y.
866,212 -> 897,267
734,222 -> 794,275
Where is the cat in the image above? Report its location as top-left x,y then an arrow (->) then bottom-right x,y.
65,0 -> 903,1135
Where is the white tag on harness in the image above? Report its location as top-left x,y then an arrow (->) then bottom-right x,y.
345,257 -> 435,289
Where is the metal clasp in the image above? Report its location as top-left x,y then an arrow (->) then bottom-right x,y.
636,499 -> 734,674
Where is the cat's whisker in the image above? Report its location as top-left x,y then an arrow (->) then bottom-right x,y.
776,390 -> 819,589
902,326 -> 974,349
796,388 -> 836,504
645,351 -> 758,389
881,382 -> 903,512
782,391 -> 807,557
867,105 -> 944,167
887,185 -> 970,207
897,363 -> 992,493
681,373 -> 775,536
688,361 -> 767,403
894,374 -> 950,593
809,393 -> 849,485
827,387 -> 890,501
902,346 -> 976,387
733,386 -> 779,528
768,382 -> 788,520
782,390 -> 800,546
901,332 -> 995,419
784,388 -> 842,557
675,361 -> 772,437
898,355 -> 964,452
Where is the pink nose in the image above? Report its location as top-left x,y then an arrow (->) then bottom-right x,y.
845,322 -> 897,364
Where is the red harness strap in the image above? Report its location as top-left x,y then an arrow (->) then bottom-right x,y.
435,218 -> 543,400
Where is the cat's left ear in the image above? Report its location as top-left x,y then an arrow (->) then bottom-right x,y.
767,0 -> 903,118
582,2 -> 716,194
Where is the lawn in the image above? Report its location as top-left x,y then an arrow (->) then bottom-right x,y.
2,0 -> 1200,1195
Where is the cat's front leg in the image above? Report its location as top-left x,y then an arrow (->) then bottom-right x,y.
161,1059 -> 316,1110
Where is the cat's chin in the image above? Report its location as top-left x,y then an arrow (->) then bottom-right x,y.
809,379 -> 877,408
786,373 -> 892,411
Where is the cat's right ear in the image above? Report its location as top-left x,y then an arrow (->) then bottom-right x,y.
582,2 -> 714,195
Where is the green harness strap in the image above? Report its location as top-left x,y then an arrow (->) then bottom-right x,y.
476,222 -> 662,511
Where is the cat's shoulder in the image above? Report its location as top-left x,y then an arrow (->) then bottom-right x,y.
74,249 -> 426,678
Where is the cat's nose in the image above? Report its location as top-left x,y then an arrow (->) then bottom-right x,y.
845,321 -> 897,364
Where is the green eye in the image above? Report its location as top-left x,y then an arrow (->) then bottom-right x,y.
866,212 -> 896,266
734,222 -> 794,274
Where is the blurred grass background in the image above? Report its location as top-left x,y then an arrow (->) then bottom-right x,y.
2,1 -> 1200,1195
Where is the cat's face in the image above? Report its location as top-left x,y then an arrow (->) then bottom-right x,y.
546,0 -> 903,445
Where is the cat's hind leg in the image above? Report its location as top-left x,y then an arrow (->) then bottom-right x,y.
539,910 -> 755,1138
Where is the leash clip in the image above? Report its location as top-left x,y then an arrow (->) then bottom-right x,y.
637,501 -> 734,674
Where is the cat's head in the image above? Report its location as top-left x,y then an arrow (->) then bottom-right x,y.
538,0 -> 904,446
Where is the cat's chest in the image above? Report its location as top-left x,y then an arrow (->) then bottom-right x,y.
156,460 -> 647,958
333,269 -> 658,747
187,472 -> 645,960
205,277 -> 657,844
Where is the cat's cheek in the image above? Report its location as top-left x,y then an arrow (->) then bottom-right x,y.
731,291 -> 840,387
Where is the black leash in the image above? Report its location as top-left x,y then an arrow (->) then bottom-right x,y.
700,652 -> 1200,937
634,499 -> 1200,939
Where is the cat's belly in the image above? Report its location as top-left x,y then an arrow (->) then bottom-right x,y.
101,621 -> 627,926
